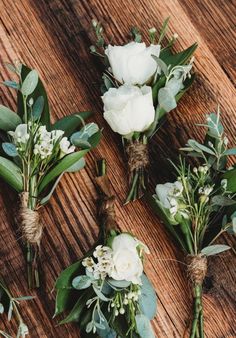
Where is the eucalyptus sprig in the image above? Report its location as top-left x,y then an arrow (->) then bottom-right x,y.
54,160 -> 157,337
90,18 -> 197,203
151,109 -> 235,338
0,62 -> 101,289
0,278 -> 33,338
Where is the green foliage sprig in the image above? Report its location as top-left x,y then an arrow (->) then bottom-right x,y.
0,279 -> 33,338
151,109 -> 235,337
0,62 -> 101,288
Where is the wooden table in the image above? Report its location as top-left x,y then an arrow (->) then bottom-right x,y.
0,0 -> 235,337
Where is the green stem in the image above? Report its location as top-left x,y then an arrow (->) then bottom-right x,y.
190,284 -> 204,338
125,171 -> 139,204
23,95 -> 28,123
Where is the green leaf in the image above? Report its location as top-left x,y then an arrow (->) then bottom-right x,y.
72,275 -> 92,290
59,290 -> 90,324
130,27 -> 142,42
201,244 -> 231,256
0,105 -> 22,131
2,143 -> 18,157
139,274 -> 157,320
70,123 -> 99,146
21,70 -> 39,96
211,195 -> 236,207
38,150 -> 88,193
54,288 -> 73,317
52,111 -> 92,137
55,260 -> 82,289
135,314 -> 155,338
223,168 -> 236,193
0,156 -> 23,192
40,173 -> 63,205
32,96 -> 44,120
17,64 -> 50,127
160,43 -> 198,68
66,157 -> 85,173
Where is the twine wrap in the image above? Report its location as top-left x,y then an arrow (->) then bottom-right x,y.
20,192 -> 43,246
126,141 -> 149,173
95,175 -> 117,232
187,254 -> 207,286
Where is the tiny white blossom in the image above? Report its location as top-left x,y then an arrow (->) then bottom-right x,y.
59,137 -> 75,156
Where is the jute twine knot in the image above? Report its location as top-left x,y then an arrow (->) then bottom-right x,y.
20,192 -> 43,246
187,254 -> 207,286
95,175 -> 117,231
126,141 -> 149,173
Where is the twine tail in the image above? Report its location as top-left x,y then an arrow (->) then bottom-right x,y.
20,192 -> 43,289
187,255 -> 207,338
125,140 -> 149,203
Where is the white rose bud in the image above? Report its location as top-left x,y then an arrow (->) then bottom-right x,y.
105,41 -> 160,85
102,84 -> 155,136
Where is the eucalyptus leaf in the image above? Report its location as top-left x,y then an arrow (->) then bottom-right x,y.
224,148 -> 236,156
0,303 -> 4,314
17,64 -> 50,127
139,274 -> 157,320
92,284 -> 111,301
2,143 -> 18,157
38,150 -> 88,193
2,80 -> 19,90
72,275 -> 92,290
201,244 -> 231,256
107,279 -> 131,289
211,195 -> 236,207
0,105 -> 22,131
21,70 -> 39,96
135,314 -> 155,338
0,156 -> 23,192
158,87 -> 176,112
66,157 -> 85,173
187,139 -> 215,155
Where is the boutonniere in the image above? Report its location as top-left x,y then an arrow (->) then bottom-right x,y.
0,278 -> 33,337
0,62 -> 101,288
150,108 -> 236,337
54,160 -> 157,337
90,18 -> 197,203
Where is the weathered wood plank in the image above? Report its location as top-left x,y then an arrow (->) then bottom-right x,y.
0,0 -> 235,337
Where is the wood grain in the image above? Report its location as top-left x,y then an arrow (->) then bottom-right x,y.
0,0 -> 235,337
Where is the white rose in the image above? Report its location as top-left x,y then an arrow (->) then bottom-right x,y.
155,181 -> 183,209
9,124 -> 29,144
110,248 -> 143,284
59,137 -> 75,156
105,42 -> 160,85
110,233 -> 145,285
102,84 -> 155,136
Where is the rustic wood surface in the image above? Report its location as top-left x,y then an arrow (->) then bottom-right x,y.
0,0 -> 235,337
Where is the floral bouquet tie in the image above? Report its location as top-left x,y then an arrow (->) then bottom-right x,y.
54,160 -> 157,337
150,109 -> 236,337
0,62 -> 101,288
90,18 -> 197,203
